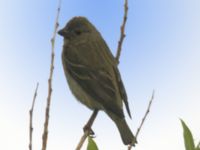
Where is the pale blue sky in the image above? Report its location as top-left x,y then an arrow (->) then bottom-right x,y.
0,0 -> 200,150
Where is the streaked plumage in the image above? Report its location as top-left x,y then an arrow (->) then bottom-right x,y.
58,17 -> 136,145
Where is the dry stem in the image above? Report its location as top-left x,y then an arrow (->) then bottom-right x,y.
128,91 -> 155,150
41,1 -> 61,150
75,0 -> 128,149
116,0 -> 128,63
29,83 -> 39,150
76,110 -> 98,150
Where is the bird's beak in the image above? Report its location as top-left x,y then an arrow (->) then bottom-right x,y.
58,28 -> 66,36
58,28 -> 72,39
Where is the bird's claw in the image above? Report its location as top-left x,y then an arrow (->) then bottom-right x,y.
83,125 -> 95,136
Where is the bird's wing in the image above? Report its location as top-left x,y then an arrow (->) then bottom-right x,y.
62,55 -> 124,118
95,38 -> 132,118
113,68 -> 131,118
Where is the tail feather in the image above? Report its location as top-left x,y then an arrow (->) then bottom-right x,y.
107,112 -> 137,145
115,118 -> 137,145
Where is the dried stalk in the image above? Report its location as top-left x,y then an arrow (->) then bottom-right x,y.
128,91 -> 155,150
75,0 -> 128,149
116,0 -> 128,63
41,1 -> 61,150
76,110 -> 98,150
76,130 -> 90,150
29,83 -> 39,150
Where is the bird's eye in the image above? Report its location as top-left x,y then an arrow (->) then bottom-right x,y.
75,30 -> 82,35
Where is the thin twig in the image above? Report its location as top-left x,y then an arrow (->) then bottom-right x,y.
135,91 -> 154,138
76,130 -> 90,150
128,91 -> 155,150
76,110 -> 98,150
116,0 -> 128,63
41,1 -> 62,150
29,83 -> 39,150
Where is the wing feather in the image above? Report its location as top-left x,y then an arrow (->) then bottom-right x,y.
63,55 -> 124,118
62,37 -> 131,118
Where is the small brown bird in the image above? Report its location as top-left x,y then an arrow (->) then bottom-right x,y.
58,16 -> 136,145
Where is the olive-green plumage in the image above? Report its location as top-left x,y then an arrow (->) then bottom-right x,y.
58,16 -> 136,145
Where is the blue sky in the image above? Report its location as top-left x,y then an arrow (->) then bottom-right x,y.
0,0 -> 200,149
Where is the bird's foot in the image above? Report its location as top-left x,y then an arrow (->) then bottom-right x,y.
83,125 -> 95,136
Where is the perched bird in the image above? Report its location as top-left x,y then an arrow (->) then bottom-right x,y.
58,16 -> 136,145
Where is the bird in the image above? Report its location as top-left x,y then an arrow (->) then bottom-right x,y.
58,16 -> 136,146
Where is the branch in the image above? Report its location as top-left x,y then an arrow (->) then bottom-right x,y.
76,130 -> 90,150
76,110 -> 98,150
29,83 -> 39,150
41,1 -> 62,150
135,91 -> 154,138
116,0 -> 128,63
128,91 -> 155,150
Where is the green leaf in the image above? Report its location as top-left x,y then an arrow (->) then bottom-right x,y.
181,119 -> 195,150
87,136 -> 99,150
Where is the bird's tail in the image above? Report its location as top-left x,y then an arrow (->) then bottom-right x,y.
108,113 -> 137,145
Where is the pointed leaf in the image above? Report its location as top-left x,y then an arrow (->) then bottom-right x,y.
87,136 -> 98,150
181,119 -> 195,150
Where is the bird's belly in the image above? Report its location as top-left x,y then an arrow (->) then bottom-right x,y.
65,72 -> 102,110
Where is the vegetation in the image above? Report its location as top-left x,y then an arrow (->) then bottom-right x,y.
181,119 -> 200,150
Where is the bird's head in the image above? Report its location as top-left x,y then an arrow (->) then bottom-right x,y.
58,17 -> 95,40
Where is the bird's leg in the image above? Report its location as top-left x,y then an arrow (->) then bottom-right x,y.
83,109 -> 98,136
